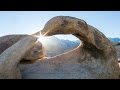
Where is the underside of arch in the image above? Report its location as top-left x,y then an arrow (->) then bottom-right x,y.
37,16 -> 116,59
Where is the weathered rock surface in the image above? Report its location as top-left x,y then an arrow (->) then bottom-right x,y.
0,16 -> 119,79
113,42 -> 120,68
0,34 -> 27,54
19,16 -> 120,79
112,42 -> 120,46
0,36 -> 38,79
0,34 -> 44,61
114,42 -> 120,61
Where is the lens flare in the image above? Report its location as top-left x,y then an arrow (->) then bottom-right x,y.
35,31 -> 49,44
36,32 -> 45,43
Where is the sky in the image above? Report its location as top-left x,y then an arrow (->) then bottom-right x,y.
0,11 -> 120,41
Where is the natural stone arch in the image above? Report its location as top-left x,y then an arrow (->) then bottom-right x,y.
0,16 -> 119,79
27,16 -> 119,78
40,16 -> 116,60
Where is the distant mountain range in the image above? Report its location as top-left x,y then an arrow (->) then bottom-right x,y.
42,36 -> 80,57
108,38 -> 120,42
42,36 -> 120,57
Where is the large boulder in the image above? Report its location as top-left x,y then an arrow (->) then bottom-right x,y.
113,42 -> 120,61
19,16 -> 120,79
0,34 -> 27,54
0,16 -> 119,79
0,35 -> 39,79
0,34 -> 44,61
113,42 -> 120,68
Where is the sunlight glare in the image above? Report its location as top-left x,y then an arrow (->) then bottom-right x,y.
35,31 -> 50,44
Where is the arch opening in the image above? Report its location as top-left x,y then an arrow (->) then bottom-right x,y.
37,34 -> 81,57
35,16 -> 114,60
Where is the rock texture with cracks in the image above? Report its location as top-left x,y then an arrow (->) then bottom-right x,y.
19,16 -> 120,79
0,16 -> 119,79
0,36 -> 38,79
0,34 -> 44,61
0,34 -> 28,54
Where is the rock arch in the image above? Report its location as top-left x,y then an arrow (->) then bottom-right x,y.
40,16 -> 116,60
0,16 -> 120,79
26,16 -> 119,78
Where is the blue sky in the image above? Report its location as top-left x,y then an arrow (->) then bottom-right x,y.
0,11 -> 120,41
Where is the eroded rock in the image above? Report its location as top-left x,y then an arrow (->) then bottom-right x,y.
21,16 -> 119,79
1,16 -> 119,79
0,34 -> 44,61
23,41 -> 44,61
0,35 -> 38,79
114,42 -> 120,62
0,34 -> 28,54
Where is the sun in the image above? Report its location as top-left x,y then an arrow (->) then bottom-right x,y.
35,31 -> 47,44
37,35 -> 46,43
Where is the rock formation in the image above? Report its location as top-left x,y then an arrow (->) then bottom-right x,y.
112,42 -> 120,68
0,34 -> 27,54
113,42 -> 120,61
19,16 -> 120,79
0,35 -> 41,79
0,34 -> 44,61
0,16 -> 119,79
